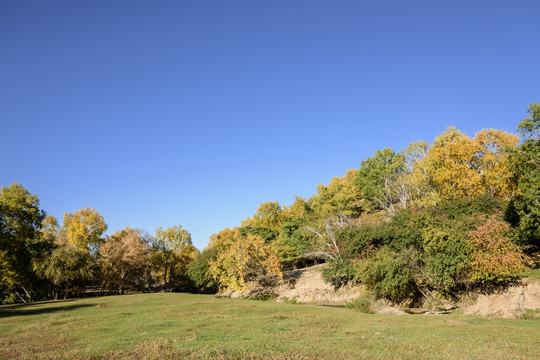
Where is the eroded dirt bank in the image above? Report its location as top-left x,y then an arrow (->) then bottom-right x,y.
270,264 -> 540,317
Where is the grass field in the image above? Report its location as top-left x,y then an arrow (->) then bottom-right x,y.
520,267 -> 540,280
1,293 -> 539,360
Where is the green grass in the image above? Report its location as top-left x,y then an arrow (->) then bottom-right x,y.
521,267 -> 540,280
1,293 -> 539,359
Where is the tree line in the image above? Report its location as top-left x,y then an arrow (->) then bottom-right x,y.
1,102 -> 538,305
0,197 -> 197,303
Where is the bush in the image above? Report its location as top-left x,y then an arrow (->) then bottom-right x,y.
346,298 -> 374,314
357,248 -> 420,304
468,214 -> 525,283
322,258 -> 358,287
339,224 -> 391,255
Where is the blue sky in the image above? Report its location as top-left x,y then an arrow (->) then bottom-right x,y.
1,1 -> 539,249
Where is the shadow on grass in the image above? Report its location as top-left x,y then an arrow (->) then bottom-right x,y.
1,299 -> 75,309
0,301 -> 94,318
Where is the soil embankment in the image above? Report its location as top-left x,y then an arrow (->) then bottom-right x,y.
459,279 -> 540,317
272,264 -> 540,317
274,264 -> 404,314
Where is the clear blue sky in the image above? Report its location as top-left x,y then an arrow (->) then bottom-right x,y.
1,1 -> 539,249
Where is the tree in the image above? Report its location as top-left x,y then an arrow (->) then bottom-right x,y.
242,202 -> 285,231
62,208 -> 107,254
208,229 -> 282,292
99,227 -> 151,293
355,148 -> 406,211
240,202 -> 284,243
42,244 -> 97,299
154,225 -> 195,288
186,245 -> 220,292
402,140 -> 438,207
0,183 -> 47,303
506,102 -> 540,248
421,127 -> 518,201
473,129 -> 519,198
312,169 -> 362,217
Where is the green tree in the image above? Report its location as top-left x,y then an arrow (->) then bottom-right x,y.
186,245 -> 220,292
42,244 -> 97,299
0,184 -> 47,303
506,102 -> 540,248
355,148 -> 406,211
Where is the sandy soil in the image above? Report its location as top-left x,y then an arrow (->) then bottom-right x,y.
275,264 -> 363,306
459,279 -> 540,318
273,264 -> 405,314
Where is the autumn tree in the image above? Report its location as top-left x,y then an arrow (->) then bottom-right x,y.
99,227 -> 152,293
312,169 -> 362,217
468,213 -> 525,283
420,127 -> 518,201
242,202 -> 285,232
154,225 -> 196,289
208,229 -> 282,292
62,208 -> 107,254
401,140 -> 438,207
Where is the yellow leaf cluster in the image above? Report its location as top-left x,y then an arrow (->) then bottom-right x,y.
419,127 -> 518,201
62,208 -> 107,252
310,169 -> 362,217
208,228 -> 282,292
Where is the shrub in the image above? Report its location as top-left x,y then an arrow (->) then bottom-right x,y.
339,224 -> 391,255
322,258 -> 358,287
468,214 -> 525,283
357,248 -> 420,304
346,298 -> 374,314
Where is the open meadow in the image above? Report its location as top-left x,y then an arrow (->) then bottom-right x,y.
1,293 -> 539,360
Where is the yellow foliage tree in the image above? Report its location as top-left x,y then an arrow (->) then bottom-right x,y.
62,208 -> 107,253
241,201 -> 285,231
310,169 -> 362,217
154,225 -> 195,287
99,227 -> 151,293
474,128 -> 519,198
208,229 -> 282,292
420,127 -> 518,201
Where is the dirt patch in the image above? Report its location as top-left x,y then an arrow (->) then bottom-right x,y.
274,265 -> 406,314
460,278 -> 540,318
274,264 -> 362,306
